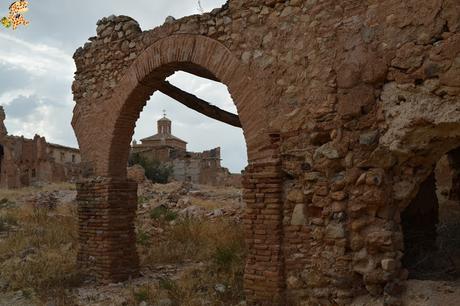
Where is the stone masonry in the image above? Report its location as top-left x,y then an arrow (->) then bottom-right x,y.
71,0 -> 460,304
0,106 -> 82,188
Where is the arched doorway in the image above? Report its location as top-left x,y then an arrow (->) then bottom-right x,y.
72,34 -> 284,302
401,149 -> 460,281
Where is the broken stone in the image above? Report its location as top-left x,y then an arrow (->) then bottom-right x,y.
325,222 -> 345,239
291,204 -> 306,225
305,172 -> 322,181
331,191 -> 347,201
359,130 -> 379,145
164,16 -> 175,24
287,189 -> 304,203
241,51 -> 252,63
337,85 -> 375,118
286,275 -> 301,289
214,283 -> 226,293
331,201 -> 346,213
381,258 -> 397,271
314,143 -> 340,160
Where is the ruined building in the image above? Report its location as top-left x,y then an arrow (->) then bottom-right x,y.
0,107 -> 81,188
71,0 -> 460,304
131,114 -> 241,186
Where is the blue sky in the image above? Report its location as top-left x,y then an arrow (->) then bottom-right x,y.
0,0 -> 247,173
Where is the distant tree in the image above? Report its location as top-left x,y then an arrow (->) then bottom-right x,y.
129,153 -> 173,184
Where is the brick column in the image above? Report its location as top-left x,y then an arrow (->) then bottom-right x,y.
76,177 -> 139,283
243,157 -> 285,305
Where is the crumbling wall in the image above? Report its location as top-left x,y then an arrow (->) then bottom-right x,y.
0,107 -> 82,188
72,0 -> 460,304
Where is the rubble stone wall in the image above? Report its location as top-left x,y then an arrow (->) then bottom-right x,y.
72,0 -> 460,304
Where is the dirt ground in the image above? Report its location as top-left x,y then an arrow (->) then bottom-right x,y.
1,180 -> 460,305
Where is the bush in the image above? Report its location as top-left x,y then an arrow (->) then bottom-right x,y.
213,245 -> 241,272
0,212 -> 19,232
129,153 -> 173,184
150,206 -> 168,220
136,229 -> 150,246
150,206 -> 178,222
133,288 -> 149,302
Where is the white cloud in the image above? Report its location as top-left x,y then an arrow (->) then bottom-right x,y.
0,32 -> 74,77
0,89 -> 34,105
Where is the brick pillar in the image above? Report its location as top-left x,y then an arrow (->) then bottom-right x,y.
76,177 -> 139,283
243,153 -> 285,303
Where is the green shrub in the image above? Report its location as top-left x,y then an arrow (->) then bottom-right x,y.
150,206 -> 177,222
134,288 -> 149,302
159,277 -> 177,291
213,246 -> 240,271
129,153 -> 173,184
136,230 -> 150,246
0,213 -> 19,231
138,196 -> 149,205
164,211 -> 178,222
150,206 -> 168,220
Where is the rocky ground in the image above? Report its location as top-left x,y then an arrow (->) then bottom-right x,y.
0,181 -> 245,306
0,181 -> 460,305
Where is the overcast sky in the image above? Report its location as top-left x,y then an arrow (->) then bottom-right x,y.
0,0 -> 248,173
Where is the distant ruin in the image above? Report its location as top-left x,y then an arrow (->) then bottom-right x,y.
131,114 -> 241,186
72,0 -> 460,304
0,106 -> 81,188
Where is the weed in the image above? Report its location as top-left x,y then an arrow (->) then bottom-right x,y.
213,245 -> 241,271
150,206 -> 168,220
134,288 -> 149,302
138,196 -> 149,205
137,230 -> 150,246
150,206 -> 178,222
164,210 -> 178,222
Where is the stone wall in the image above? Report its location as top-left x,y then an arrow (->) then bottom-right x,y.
48,144 -> 82,165
0,107 -> 82,188
72,0 -> 460,304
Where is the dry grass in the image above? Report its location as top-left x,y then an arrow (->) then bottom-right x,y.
139,217 -> 244,265
190,197 -> 223,210
137,217 -> 246,305
0,183 -> 246,305
0,202 -> 80,304
0,183 -> 76,202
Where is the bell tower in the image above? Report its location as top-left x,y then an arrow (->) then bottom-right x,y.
157,110 -> 171,135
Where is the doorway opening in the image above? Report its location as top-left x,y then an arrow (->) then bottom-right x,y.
402,148 -> 460,280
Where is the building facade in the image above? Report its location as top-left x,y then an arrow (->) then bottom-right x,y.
0,106 -> 81,188
131,115 -> 241,186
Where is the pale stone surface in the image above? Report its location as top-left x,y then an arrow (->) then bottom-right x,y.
291,204 -> 306,225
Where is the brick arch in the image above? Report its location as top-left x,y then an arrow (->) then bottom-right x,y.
72,34 -> 285,302
84,34 -> 272,178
